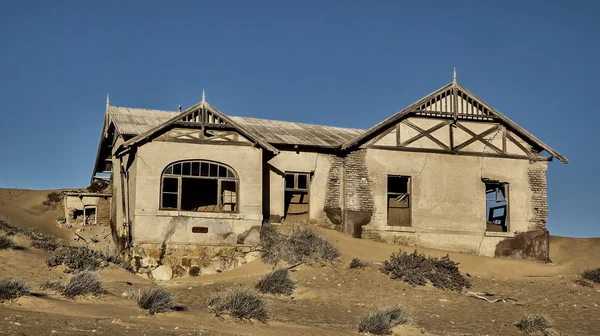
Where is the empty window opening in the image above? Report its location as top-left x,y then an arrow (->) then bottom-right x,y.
387,175 -> 411,227
484,180 -> 509,232
192,226 -> 209,233
160,160 -> 238,212
284,172 -> 310,223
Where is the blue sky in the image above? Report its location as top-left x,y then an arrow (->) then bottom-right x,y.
0,1 -> 598,237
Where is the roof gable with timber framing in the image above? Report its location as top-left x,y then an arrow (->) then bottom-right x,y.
114,97 -> 279,156
341,81 -> 568,163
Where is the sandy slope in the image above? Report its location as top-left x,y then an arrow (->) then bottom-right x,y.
1,188 -> 599,336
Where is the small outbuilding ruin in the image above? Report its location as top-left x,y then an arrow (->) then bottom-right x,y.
91,77 -> 567,275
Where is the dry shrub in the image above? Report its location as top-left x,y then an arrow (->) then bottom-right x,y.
0,277 -> 31,302
208,288 -> 268,322
46,246 -> 106,272
189,266 -> 201,276
0,235 -> 15,250
260,224 -> 340,265
62,271 -> 105,298
516,314 -> 552,334
87,180 -> 110,193
126,286 -> 175,314
26,229 -> 61,251
380,250 -> 470,291
358,305 -> 412,335
0,216 -> 20,236
349,257 -> 368,269
41,279 -> 66,291
255,268 -> 295,295
42,191 -> 62,206
580,267 -> 600,284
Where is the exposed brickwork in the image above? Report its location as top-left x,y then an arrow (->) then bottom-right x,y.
343,149 -> 374,213
96,197 -> 111,226
324,155 -> 344,225
528,162 -> 549,230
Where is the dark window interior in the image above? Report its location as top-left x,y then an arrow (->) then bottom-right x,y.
161,161 -> 238,212
284,172 -> 310,222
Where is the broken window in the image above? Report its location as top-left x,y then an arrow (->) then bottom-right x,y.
484,180 -> 509,232
160,160 -> 238,212
284,172 -> 310,222
387,175 -> 411,227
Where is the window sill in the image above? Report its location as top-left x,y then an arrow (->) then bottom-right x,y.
384,226 -> 416,233
157,210 -> 243,220
484,231 -> 514,238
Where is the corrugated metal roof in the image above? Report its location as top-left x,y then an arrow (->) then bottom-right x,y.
107,106 -> 178,136
107,106 -> 364,148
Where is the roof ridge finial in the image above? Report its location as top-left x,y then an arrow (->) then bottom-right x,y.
106,93 -> 110,109
202,89 -> 206,102
453,67 -> 457,84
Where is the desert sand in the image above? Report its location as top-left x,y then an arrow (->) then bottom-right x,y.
0,188 -> 599,335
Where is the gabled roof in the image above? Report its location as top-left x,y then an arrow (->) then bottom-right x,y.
104,106 -> 363,149
341,81 -> 568,163
115,99 -> 279,155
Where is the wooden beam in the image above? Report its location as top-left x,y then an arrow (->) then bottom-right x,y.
401,120 -> 452,151
368,145 -> 550,161
453,124 -> 503,154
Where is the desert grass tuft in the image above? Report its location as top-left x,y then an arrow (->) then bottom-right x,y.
580,267 -> 600,284
62,271 -> 105,298
46,246 -> 106,272
0,277 -> 31,302
255,268 -> 295,295
349,257 -> 368,269
126,286 -> 175,315
260,224 -> 340,265
515,314 -> 552,334
208,288 -> 269,322
358,305 -> 412,335
0,235 -> 15,250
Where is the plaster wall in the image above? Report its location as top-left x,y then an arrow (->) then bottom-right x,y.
364,148 -> 547,256
130,140 -> 263,245
266,150 -> 334,222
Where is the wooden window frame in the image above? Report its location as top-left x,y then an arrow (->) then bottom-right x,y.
484,180 -> 510,232
284,172 -> 311,192
159,160 -> 239,213
386,175 -> 412,227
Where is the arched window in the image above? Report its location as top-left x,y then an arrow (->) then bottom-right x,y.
161,160 -> 238,212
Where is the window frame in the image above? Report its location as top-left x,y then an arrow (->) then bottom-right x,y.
159,160 -> 239,213
386,175 -> 412,227
483,180 -> 510,232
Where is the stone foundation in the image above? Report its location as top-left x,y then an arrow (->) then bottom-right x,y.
131,243 -> 260,279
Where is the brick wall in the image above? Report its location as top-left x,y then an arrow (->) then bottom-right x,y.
97,197 -> 111,226
343,149 -> 374,213
528,162 -> 549,230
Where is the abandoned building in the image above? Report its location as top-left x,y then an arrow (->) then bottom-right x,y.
91,76 -> 567,275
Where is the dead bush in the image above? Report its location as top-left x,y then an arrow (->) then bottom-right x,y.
42,191 -> 62,206
358,305 -> 412,335
40,279 -> 66,291
0,277 -> 31,302
349,257 -> 368,269
0,235 -> 15,250
380,250 -> 470,291
260,225 -> 340,265
189,266 -> 201,276
27,229 -> 61,251
580,267 -> 600,284
46,246 -> 106,272
126,286 -> 175,314
0,216 -> 20,236
255,268 -> 295,295
62,271 -> 105,298
208,288 -> 268,322
516,314 -> 552,334
87,180 -> 110,193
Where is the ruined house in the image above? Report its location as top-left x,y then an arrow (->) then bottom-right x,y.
91,78 -> 567,274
